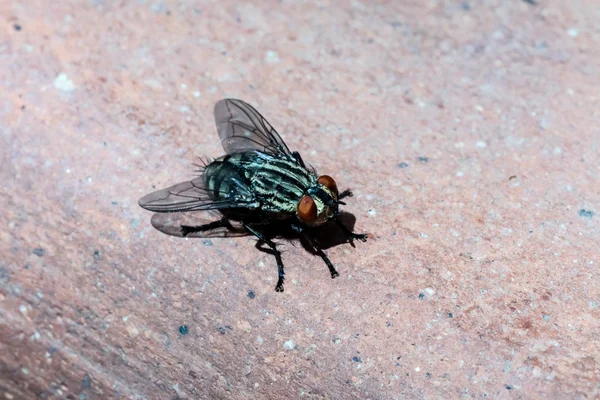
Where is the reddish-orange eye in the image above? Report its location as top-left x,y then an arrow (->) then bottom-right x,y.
317,175 -> 338,196
297,195 -> 317,222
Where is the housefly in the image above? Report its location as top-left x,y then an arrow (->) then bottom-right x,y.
138,99 -> 367,292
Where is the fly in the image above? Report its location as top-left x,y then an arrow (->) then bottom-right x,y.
139,99 -> 367,292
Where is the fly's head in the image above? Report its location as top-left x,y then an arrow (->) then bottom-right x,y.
296,175 -> 344,226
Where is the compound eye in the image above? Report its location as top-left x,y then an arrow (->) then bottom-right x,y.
297,195 -> 317,223
317,175 -> 338,196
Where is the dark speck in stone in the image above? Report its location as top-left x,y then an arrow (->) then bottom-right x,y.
14,24 -> 22,31
82,374 -> 91,389
397,162 -> 409,169
448,313 -> 454,318
33,248 -> 45,257
418,156 -> 429,164
93,250 -> 101,261
352,356 -> 362,362
247,290 -> 256,299
21,105 -> 26,111
202,239 -> 213,246
425,372 -> 432,379
505,385 -> 512,390
579,209 -> 595,219
179,325 -> 189,335
418,293 -> 425,300
461,3 -> 471,10
523,0 -> 536,4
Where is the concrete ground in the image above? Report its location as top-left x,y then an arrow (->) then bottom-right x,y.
1,1 -> 599,399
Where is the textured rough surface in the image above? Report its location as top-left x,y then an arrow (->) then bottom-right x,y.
1,1 -> 599,399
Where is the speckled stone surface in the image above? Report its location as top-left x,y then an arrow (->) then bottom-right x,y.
1,1 -> 599,399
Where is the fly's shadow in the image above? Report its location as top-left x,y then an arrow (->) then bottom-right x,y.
150,211 -> 361,252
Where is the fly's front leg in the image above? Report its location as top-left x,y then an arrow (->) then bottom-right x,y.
335,219 -> 368,242
338,189 -> 353,199
291,224 -> 339,279
243,224 -> 285,292
181,218 -> 233,237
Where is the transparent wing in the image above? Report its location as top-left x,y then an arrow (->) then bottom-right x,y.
214,98 -> 296,162
138,177 -> 258,213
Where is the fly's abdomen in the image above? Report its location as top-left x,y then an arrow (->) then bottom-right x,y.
203,156 -> 254,202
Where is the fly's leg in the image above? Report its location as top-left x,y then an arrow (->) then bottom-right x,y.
335,219 -> 368,242
181,218 -> 232,237
244,224 -> 285,292
338,189 -> 353,199
291,224 -> 339,279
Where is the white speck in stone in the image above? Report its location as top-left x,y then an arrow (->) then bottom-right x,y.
553,147 -> 562,155
53,73 -> 76,92
283,339 -> 296,350
368,209 -> 377,216
254,383 -> 259,388
208,86 -> 217,93
143,79 -> 163,90
21,368 -> 29,375
87,177 -> 92,183
420,232 -> 429,238
424,288 -> 435,296
180,83 -> 187,89
122,315 -> 129,322
476,141 -> 487,148
589,301 -> 598,309
454,142 -> 465,148
19,305 -> 28,315
22,43 -> 34,53
66,168 -> 71,174
567,28 -> 579,37
257,336 -> 263,344
32,331 -> 41,341
456,171 -> 464,177
475,105 -> 484,112
415,366 -> 421,372
193,91 -> 201,98
265,50 -> 280,64
179,105 -> 190,113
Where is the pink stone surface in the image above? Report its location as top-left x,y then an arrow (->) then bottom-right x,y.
1,1 -> 599,399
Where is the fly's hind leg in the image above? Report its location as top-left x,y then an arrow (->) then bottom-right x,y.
243,224 -> 285,292
181,218 -> 232,237
291,224 -> 339,279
